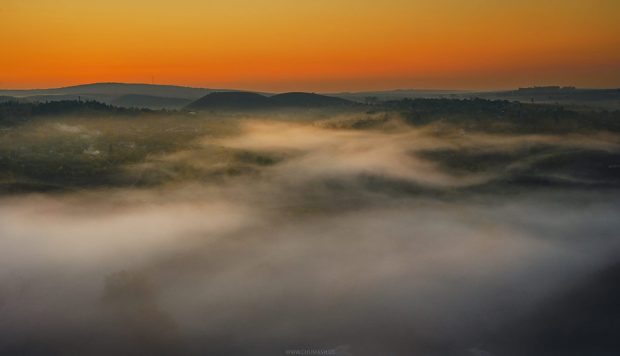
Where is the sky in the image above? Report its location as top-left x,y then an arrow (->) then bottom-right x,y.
1,0 -> 619,92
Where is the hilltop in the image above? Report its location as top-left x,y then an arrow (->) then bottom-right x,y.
186,91 -> 354,110
186,92 -> 274,110
0,82 -> 216,99
0,83 -> 230,109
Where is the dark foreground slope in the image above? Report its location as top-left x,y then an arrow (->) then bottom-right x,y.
486,261 -> 620,356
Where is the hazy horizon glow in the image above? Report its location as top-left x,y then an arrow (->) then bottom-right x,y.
2,0 -> 620,91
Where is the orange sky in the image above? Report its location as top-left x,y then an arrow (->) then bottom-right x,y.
1,0 -> 619,91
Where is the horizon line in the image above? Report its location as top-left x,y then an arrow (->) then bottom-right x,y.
3,81 -> 619,94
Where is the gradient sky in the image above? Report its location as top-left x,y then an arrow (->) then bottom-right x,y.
1,0 -> 619,91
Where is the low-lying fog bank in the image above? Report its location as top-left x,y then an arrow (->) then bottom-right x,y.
1,114 -> 620,355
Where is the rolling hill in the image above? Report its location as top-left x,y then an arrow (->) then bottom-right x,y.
0,82 -> 217,99
186,91 -> 354,110
270,92 -> 352,107
186,92 -> 274,110
0,83 -> 234,110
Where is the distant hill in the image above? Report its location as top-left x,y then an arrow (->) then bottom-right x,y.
187,91 -> 353,110
111,94 -> 193,109
0,83 -> 219,99
270,92 -> 351,107
331,89 -> 469,102
186,92 -> 273,110
467,87 -> 620,109
0,83 -> 243,110
331,87 -> 620,110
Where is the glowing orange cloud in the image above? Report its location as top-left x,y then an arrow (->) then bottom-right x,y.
1,0 -> 619,91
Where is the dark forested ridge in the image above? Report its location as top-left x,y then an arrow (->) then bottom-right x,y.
0,100 -> 161,126
469,87 -> 620,110
1,97 -> 619,134
385,98 -> 620,133
111,94 -> 193,110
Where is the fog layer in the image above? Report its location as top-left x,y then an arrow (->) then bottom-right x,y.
1,116 -> 619,355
